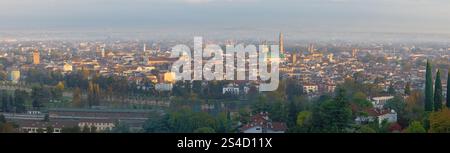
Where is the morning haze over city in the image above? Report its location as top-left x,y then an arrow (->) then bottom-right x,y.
0,0 -> 449,138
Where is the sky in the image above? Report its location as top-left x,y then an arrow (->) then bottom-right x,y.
1,0 -> 450,39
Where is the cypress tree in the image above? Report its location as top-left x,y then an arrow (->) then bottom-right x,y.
405,82 -> 411,95
1,92 -> 8,112
447,69 -> 450,108
424,60 -> 433,111
388,84 -> 396,95
434,70 -> 443,111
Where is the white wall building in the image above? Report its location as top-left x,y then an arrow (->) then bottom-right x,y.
303,84 -> 318,94
355,108 -> 398,126
78,122 -> 115,132
155,83 -> 173,91
9,70 -> 20,83
372,96 -> 395,109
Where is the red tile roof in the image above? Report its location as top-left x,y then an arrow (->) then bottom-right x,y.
240,112 -> 287,132
366,108 -> 394,116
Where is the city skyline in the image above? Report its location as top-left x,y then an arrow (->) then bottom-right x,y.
2,1 -> 450,151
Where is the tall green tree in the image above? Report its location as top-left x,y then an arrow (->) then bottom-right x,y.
286,79 -> 302,101
87,81 -> 101,107
13,90 -> 28,113
1,91 -> 9,112
287,100 -> 298,127
405,82 -> 411,95
405,121 -> 426,133
192,80 -> 202,95
447,69 -> 450,108
31,86 -> 51,109
388,84 -> 396,95
384,95 -> 408,125
434,70 -> 443,111
311,88 -> 352,132
143,113 -> 170,133
333,88 -> 353,132
72,87 -> 83,108
425,60 -> 434,111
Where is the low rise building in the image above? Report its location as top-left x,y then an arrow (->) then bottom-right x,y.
240,112 -> 287,133
223,84 -> 240,95
371,96 -> 395,109
355,108 -> 398,125
303,84 -> 318,94
8,70 -> 20,83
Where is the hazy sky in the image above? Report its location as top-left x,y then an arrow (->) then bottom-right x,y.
1,0 -> 450,35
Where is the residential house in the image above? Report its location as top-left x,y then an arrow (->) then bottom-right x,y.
240,112 -> 287,133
